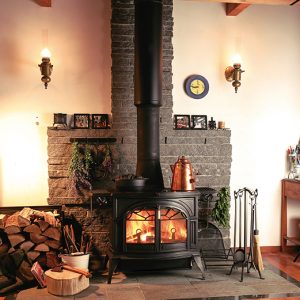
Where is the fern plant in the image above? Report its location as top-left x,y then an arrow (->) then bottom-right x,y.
211,186 -> 231,228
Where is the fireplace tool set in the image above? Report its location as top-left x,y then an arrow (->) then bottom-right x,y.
228,187 -> 264,282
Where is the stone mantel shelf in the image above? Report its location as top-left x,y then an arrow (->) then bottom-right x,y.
69,137 -> 117,144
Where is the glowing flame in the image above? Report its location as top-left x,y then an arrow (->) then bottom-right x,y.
125,209 -> 187,244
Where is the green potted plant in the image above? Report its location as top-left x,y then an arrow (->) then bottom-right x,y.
211,186 -> 231,228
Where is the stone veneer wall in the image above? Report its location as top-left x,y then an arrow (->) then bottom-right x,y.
47,0 -> 232,262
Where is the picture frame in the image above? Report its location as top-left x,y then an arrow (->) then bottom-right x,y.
174,115 -> 190,129
92,114 -> 109,129
73,114 -> 90,129
191,115 -> 207,130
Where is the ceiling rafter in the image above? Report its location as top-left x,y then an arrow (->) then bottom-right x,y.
226,3 -> 251,16
34,0 -> 51,7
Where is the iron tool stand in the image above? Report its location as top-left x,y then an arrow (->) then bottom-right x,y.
228,188 -> 264,282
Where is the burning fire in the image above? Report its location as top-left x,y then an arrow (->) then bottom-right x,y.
126,210 -> 155,244
126,209 -> 187,244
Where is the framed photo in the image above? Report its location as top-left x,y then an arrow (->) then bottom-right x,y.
174,115 -> 190,129
73,114 -> 90,129
92,114 -> 109,129
191,115 -> 207,130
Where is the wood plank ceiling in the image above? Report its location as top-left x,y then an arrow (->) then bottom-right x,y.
183,0 -> 300,16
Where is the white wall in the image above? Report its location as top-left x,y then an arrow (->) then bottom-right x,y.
0,0 -> 111,206
1,0 -> 300,247
173,1 -> 300,246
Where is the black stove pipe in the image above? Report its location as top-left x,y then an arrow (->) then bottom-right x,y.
134,0 -> 164,191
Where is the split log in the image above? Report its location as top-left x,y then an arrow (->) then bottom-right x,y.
34,243 -> 50,252
18,208 -> 32,227
42,211 -> 60,227
20,240 -> 35,253
45,239 -> 61,250
43,227 -> 61,241
24,224 -> 41,234
30,232 -> 47,244
0,243 -> 9,254
27,250 -> 40,261
5,213 -> 21,234
8,233 -> 26,247
36,253 -> 47,268
0,214 -> 8,228
8,247 -> 15,254
46,251 -> 60,268
4,225 -> 21,235
5,213 -> 20,227
45,269 -> 89,296
35,219 -> 50,232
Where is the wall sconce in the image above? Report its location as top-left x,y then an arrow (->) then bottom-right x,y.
38,48 -> 53,89
225,55 -> 244,93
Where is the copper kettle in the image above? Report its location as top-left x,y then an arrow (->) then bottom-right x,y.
170,156 -> 195,191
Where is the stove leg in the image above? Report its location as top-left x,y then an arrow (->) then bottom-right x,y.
107,258 -> 119,284
192,254 -> 205,280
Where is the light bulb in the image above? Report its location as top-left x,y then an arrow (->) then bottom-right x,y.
41,48 -> 51,58
231,53 -> 242,65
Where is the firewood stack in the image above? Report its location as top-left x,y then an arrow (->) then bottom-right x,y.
0,208 -> 62,268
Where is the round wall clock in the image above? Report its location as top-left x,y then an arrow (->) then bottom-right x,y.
184,75 -> 209,99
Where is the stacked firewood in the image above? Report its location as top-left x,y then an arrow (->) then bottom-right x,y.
0,208 -> 62,267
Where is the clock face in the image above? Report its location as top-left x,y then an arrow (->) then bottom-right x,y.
184,75 -> 209,99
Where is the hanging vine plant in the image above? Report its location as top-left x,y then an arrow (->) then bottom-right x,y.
68,142 -> 113,195
98,144 -> 113,178
211,186 -> 231,228
68,142 -> 94,194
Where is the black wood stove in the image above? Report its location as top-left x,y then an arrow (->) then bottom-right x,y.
107,0 -> 205,283
107,190 -> 203,283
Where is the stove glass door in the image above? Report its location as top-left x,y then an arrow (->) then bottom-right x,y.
126,209 -> 155,244
160,208 -> 187,243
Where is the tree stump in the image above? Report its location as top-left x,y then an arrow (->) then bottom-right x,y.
45,269 -> 89,296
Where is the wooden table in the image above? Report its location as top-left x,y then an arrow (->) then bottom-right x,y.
281,179 -> 300,252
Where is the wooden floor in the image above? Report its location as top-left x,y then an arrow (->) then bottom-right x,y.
244,251 -> 300,300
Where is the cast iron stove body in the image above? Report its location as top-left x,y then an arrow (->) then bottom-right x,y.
107,190 -> 203,283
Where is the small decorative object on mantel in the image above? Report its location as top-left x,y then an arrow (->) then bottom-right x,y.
53,113 -> 67,128
184,74 -> 209,99
73,114 -> 90,129
208,117 -> 216,129
191,115 -> 207,130
218,121 -> 225,129
91,114 -> 110,129
174,115 -> 190,129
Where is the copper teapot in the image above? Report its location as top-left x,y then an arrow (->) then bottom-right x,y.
170,156 -> 195,191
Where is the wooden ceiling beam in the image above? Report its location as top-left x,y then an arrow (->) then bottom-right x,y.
226,3 -> 251,16
184,0 -> 295,5
34,0 -> 51,7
